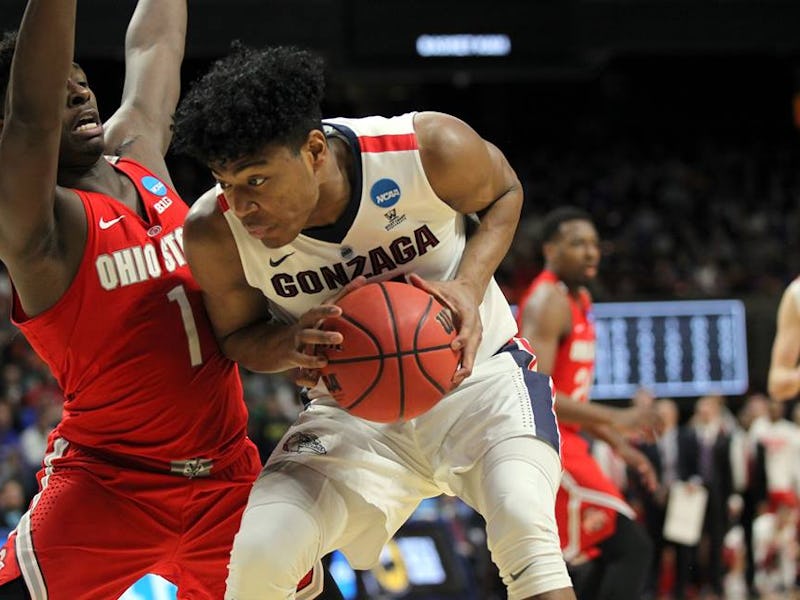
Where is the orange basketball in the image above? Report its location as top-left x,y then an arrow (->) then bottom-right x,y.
318,281 -> 459,423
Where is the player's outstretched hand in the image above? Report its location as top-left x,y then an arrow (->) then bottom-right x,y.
614,404 -> 664,442
408,273 -> 482,386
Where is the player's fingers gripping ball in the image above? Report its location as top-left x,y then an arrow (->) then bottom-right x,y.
318,281 -> 460,422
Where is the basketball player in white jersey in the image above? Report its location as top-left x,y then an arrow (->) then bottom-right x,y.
768,277 -> 800,401
173,46 -> 575,600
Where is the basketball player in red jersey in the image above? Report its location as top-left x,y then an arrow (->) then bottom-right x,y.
517,207 -> 657,600
0,2 -> 341,599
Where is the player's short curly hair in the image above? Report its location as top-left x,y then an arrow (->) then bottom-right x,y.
539,206 -> 593,244
172,44 -> 325,166
0,31 -> 18,108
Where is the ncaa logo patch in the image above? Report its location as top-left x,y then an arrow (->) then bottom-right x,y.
370,178 -> 401,208
141,175 -> 167,196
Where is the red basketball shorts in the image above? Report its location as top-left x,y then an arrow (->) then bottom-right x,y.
0,437 -> 262,599
555,429 -> 635,563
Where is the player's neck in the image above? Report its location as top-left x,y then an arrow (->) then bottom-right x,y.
547,266 -> 588,297
58,156 -> 115,192
554,273 -> 582,296
58,159 -> 141,212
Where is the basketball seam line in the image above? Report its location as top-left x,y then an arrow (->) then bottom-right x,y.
325,344 -> 454,364
380,282 -> 405,420
335,313 -> 385,412
413,297 -> 446,395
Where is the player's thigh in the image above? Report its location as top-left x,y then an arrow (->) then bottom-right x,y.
0,463 -> 175,600
235,464 -> 349,563
242,460 -> 423,573
174,444 -> 262,598
420,356 -> 560,484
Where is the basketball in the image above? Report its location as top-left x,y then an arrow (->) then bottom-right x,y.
317,281 -> 460,423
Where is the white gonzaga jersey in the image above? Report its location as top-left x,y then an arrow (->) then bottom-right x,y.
220,112 -> 518,364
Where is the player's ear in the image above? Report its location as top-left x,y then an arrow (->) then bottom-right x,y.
305,129 -> 328,171
542,240 -> 556,262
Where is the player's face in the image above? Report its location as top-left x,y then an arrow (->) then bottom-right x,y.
551,219 -> 600,285
211,142 -> 320,248
58,64 -> 105,169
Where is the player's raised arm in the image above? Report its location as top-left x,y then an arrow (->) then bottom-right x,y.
103,0 -> 186,180
768,281 -> 800,401
0,0 -> 76,262
412,111 -> 523,384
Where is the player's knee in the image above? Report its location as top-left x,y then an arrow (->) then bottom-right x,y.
226,503 -> 321,600
480,445 -> 571,598
495,507 -> 571,600
483,443 -> 562,552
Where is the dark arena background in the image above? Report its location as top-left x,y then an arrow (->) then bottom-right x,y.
1,1 -> 800,598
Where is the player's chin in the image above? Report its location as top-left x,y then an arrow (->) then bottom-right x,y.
262,228 -> 301,248
60,140 -> 105,168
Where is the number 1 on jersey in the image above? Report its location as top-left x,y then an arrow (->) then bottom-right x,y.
167,285 -> 203,367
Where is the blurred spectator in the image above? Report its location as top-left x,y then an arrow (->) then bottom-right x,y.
19,396 -> 61,471
0,478 -> 24,539
728,394 -> 769,598
634,398 -> 682,597
241,371 -> 301,463
682,394 -> 734,599
753,399 -> 800,512
752,502 -> 799,596
0,401 -> 19,449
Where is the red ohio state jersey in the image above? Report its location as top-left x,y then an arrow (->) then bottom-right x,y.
517,269 -> 595,433
12,158 -> 248,466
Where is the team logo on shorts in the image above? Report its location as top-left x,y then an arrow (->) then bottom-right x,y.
283,432 -> 327,455
141,175 -> 167,196
370,178 -> 401,208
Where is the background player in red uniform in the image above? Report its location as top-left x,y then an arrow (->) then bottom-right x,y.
517,206 -> 657,600
0,2 -> 342,598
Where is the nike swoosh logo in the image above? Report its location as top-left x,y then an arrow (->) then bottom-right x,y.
99,215 -> 126,230
509,561 -> 534,581
269,252 -> 295,267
